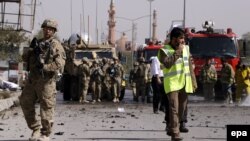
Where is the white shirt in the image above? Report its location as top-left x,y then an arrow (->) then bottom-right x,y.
150,56 -> 164,77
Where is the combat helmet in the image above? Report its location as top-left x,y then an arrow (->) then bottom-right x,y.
113,56 -> 119,60
92,60 -> 98,64
82,57 -> 89,63
41,19 -> 58,31
133,62 -> 139,66
139,57 -> 145,62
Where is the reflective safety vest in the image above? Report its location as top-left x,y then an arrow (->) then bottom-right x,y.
158,45 -> 193,94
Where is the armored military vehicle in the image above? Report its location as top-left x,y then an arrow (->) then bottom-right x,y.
61,33 -> 117,101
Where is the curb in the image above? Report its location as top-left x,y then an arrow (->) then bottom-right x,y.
0,92 -> 20,112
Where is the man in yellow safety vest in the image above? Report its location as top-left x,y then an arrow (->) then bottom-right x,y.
158,27 -> 197,141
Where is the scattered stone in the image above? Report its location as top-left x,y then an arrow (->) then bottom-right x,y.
54,132 -> 64,135
57,123 -> 64,125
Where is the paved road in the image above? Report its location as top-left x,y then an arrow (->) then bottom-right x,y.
0,90 -> 250,141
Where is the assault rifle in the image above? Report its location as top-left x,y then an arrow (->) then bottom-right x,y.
29,37 -> 49,78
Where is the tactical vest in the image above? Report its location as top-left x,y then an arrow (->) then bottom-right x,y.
158,45 -> 193,94
220,63 -> 234,84
200,65 -> 217,83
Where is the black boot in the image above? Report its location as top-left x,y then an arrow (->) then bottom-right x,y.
179,122 -> 189,133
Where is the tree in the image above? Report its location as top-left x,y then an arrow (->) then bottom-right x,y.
0,26 -> 28,61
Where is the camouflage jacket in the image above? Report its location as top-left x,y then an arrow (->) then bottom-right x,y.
200,64 -> 217,84
90,66 -> 104,83
78,63 -> 90,81
22,37 -> 66,80
108,63 -> 124,79
220,63 -> 235,84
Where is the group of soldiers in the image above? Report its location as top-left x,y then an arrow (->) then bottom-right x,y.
200,57 -> 250,104
129,57 -> 152,103
77,56 -> 124,103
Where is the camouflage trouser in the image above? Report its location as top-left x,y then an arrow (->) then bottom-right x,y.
131,82 -> 136,98
202,83 -> 215,100
80,79 -> 89,101
111,77 -> 121,99
102,78 -> 111,99
19,78 -> 56,136
136,80 -> 146,101
91,81 -> 102,100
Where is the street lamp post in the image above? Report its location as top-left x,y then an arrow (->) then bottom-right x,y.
148,0 -> 154,40
183,0 -> 186,28
116,15 -> 150,67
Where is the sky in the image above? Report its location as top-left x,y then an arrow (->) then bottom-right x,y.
5,0 -> 250,44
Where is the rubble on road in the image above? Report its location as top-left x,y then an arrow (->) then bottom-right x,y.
0,90 -> 21,112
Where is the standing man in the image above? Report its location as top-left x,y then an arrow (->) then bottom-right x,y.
101,58 -> 112,100
78,57 -> 90,103
135,57 -> 148,103
150,56 -> 166,114
19,19 -> 66,141
129,61 -> 139,101
90,60 -> 104,103
158,27 -> 196,141
200,58 -> 217,101
220,57 -> 235,104
108,56 -> 124,103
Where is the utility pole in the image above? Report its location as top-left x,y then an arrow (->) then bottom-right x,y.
31,0 -> 37,31
82,0 -> 85,34
183,0 -> 186,28
19,0 -> 24,30
147,0 -> 154,40
70,0 -> 73,34
96,0 -> 98,44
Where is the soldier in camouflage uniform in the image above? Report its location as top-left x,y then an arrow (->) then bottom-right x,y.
200,58 -> 217,101
108,56 -> 124,103
90,60 -> 104,103
220,57 -> 235,104
129,62 -> 139,101
78,57 -> 90,103
19,19 -> 66,141
101,58 -> 112,100
135,57 -> 148,103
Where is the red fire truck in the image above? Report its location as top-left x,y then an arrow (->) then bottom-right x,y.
138,43 -> 163,62
185,21 -> 240,99
140,21 -> 240,99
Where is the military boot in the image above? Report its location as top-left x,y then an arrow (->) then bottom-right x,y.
171,133 -> 183,141
79,96 -> 83,104
83,100 -> 90,103
37,135 -> 50,141
29,128 -> 41,141
180,122 -> 189,133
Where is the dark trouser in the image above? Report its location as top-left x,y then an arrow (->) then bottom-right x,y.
180,100 -> 188,124
151,76 -> 161,111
